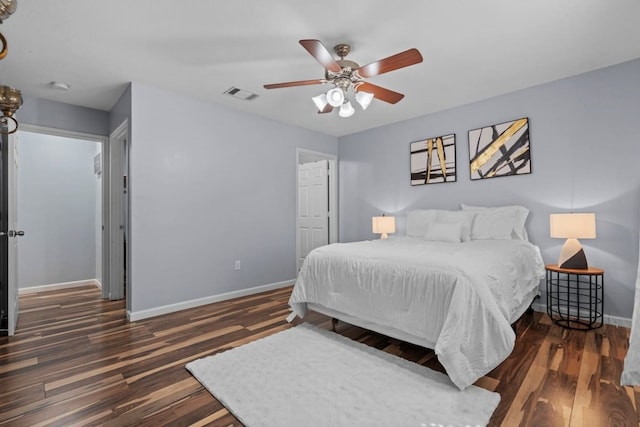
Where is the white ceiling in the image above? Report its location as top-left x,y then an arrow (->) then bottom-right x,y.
2,1 -> 639,137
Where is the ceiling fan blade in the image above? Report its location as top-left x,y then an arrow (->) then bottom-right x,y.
299,39 -> 342,73
355,48 -> 423,78
264,79 -> 325,89
318,104 -> 334,114
356,82 -> 404,104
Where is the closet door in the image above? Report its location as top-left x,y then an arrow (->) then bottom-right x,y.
297,160 -> 329,271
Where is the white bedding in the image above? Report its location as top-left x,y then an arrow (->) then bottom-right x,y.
621,234 -> 640,386
288,236 -> 545,390
621,280 -> 640,385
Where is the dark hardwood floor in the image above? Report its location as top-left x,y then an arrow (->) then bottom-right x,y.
0,285 -> 638,426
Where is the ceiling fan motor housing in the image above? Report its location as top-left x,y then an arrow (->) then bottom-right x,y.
333,43 -> 351,58
326,60 -> 361,85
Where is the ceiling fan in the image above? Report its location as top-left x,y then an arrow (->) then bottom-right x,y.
264,39 -> 423,117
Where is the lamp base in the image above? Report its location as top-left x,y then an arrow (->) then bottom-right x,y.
380,233 -> 389,239
558,238 -> 588,269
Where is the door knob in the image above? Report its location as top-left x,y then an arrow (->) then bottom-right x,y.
15,231 -> 24,236
7,230 -> 24,237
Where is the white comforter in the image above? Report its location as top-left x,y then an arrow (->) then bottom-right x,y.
289,237 -> 545,390
621,237 -> 640,386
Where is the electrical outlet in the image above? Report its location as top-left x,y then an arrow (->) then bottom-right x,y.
234,260 -> 241,270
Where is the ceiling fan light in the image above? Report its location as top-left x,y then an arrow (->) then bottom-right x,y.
339,100 -> 355,118
326,87 -> 344,107
355,91 -> 374,110
312,93 -> 328,111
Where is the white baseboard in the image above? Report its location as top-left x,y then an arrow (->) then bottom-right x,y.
19,279 -> 101,294
531,302 -> 631,328
603,314 -> 633,328
127,280 -> 294,322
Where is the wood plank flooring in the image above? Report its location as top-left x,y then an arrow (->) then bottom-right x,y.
1,285 -> 638,426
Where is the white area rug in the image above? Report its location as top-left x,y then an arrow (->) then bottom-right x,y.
186,323 -> 500,427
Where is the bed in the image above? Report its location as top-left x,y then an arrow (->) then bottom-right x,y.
621,232 -> 640,386
288,206 -> 545,390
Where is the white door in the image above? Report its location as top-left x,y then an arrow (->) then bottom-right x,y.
7,133 -> 20,335
297,160 -> 329,270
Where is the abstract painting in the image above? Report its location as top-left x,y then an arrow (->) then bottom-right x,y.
410,133 -> 456,185
468,118 -> 531,180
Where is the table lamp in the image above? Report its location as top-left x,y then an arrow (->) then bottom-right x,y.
372,214 -> 396,239
549,213 -> 596,269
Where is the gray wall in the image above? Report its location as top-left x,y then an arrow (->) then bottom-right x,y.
109,83 -> 132,133
338,58 -> 640,319
17,95 -> 110,136
128,82 -> 338,314
18,131 -> 100,288
21,59 -> 639,321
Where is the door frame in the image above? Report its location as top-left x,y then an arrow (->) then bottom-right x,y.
19,124 -> 109,296
295,148 -> 338,272
0,133 -> 7,333
107,120 -> 129,304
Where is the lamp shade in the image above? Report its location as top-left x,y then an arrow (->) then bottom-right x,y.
326,87 -> 344,107
372,215 -> 396,239
550,213 -> 596,239
311,93 -> 328,112
338,100 -> 355,118
355,91 -> 374,110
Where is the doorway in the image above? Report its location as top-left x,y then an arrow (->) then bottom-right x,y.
0,125 -> 107,335
106,121 -> 128,306
296,148 -> 337,272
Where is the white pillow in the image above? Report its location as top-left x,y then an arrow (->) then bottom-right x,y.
424,222 -> 462,242
461,204 -> 530,240
470,209 -> 516,240
406,210 -> 438,237
435,210 -> 476,242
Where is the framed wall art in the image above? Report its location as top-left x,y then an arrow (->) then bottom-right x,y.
468,117 -> 531,180
410,133 -> 456,186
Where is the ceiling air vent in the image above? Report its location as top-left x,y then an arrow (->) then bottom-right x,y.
223,86 -> 258,101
